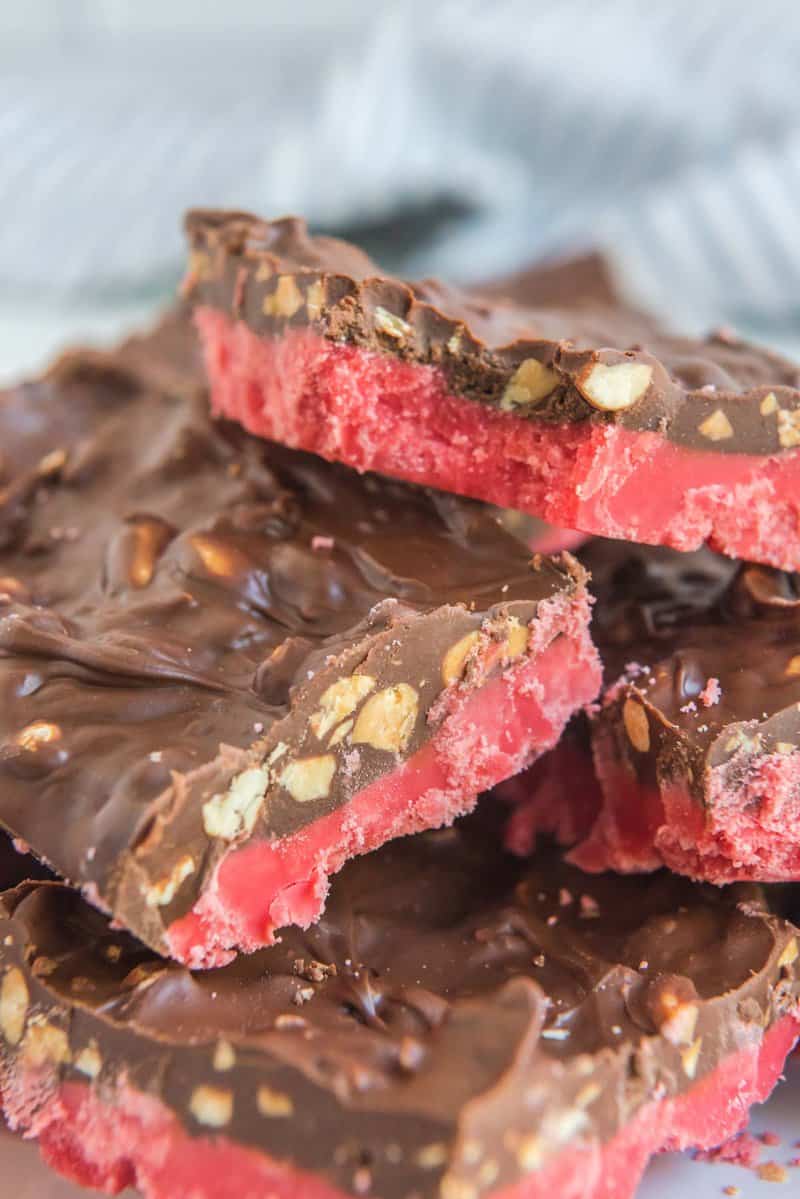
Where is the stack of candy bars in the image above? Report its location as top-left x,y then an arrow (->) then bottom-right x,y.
0,212 -> 799,1199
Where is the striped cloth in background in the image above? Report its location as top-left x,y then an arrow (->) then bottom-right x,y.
1,0 -> 800,337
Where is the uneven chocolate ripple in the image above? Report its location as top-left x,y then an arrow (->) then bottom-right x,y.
185,210 -> 800,456
1,809 -> 797,1199
0,313 -> 581,958
477,250 -> 626,311
580,539 -> 800,779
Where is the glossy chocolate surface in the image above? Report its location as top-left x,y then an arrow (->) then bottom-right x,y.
582,539 -> 800,780
185,210 -> 800,456
0,314 -> 581,956
1,809 -> 797,1199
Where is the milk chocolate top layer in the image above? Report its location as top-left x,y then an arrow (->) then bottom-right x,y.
477,250 -> 625,310
581,539 -> 800,780
184,210 -> 800,457
1,810 -> 797,1199
0,313 -> 581,957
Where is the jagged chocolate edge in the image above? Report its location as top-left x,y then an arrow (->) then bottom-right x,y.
581,541 -> 800,800
183,210 -> 800,457
0,313 -> 582,959
0,817 -> 798,1199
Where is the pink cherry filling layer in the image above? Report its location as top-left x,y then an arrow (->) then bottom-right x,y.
2,1014 -> 796,1199
573,732 -> 800,883
166,619 -> 600,967
196,307 -> 800,572
507,728 -> 800,884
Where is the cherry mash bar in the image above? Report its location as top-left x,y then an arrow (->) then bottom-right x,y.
509,541 -> 800,884
581,548 -> 800,883
185,210 -> 800,571
1,814 -> 798,1199
0,317 -> 598,968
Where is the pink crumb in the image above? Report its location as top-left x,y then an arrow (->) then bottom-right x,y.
760,1132 -> 781,1147
695,1131 -> 762,1169
699,678 -> 722,707
311,536 -> 334,551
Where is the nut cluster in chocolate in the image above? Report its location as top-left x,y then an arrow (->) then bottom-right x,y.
184,210 -> 800,456
0,313 -> 583,959
1,809 -> 797,1199
581,539 -> 800,784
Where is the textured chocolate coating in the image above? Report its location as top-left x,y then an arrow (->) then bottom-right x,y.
1,810 -> 798,1199
0,313 -> 585,959
581,540 -> 800,787
477,250 -> 626,310
579,541 -> 737,678
184,210 -> 800,457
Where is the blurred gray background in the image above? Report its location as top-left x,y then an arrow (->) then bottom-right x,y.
2,4 -> 800,1197
2,0 -> 800,381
